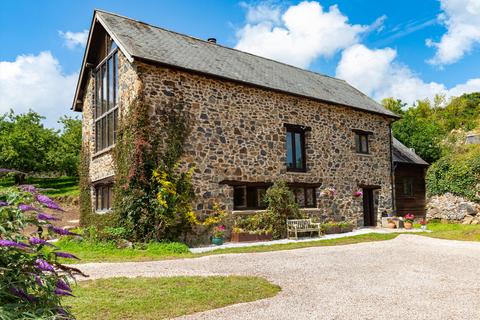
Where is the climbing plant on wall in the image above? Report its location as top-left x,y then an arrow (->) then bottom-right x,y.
112,92 -> 196,242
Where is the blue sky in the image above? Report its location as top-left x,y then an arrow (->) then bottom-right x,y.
1,0 -> 479,128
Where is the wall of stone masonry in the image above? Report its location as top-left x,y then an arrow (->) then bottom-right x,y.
81,51 -> 141,210
135,61 -> 394,227
82,50 -> 394,226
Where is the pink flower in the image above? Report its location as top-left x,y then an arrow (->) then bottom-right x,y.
354,191 -> 363,197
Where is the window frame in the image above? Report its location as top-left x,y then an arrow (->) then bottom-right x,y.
231,182 -> 317,210
353,130 -> 372,154
95,183 -> 114,212
94,48 -> 119,154
402,178 -> 414,197
285,124 -> 309,172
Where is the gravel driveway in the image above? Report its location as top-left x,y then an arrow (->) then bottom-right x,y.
75,235 -> 480,320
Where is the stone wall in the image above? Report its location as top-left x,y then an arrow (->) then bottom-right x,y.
82,51 -> 141,210
136,61 -> 394,226
83,52 -> 394,226
427,193 -> 480,224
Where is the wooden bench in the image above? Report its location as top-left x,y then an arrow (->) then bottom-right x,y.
286,219 -> 322,240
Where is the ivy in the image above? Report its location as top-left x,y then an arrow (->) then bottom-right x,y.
112,92 -> 196,242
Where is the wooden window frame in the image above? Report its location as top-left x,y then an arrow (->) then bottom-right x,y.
402,178 -> 414,197
353,130 -> 372,154
94,48 -> 119,154
95,184 -> 114,212
285,124 -> 309,172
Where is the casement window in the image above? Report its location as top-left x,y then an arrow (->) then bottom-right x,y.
233,186 -> 267,210
285,124 -> 310,172
232,183 -> 317,210
353,130 -> 371,154
95,184 -> 114,211
94,45 -> 119,153
402,178 -> 413,196
292,187 -> 317,208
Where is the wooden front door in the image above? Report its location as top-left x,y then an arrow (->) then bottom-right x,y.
363,188 -> 376,226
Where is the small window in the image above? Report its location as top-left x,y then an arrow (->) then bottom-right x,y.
285,125 -> 307,172
402,178 -> 413,196
233,186 -> 267,210
293,187 -> 317,208
354,132 -> 369,154
95,184 -> 114,211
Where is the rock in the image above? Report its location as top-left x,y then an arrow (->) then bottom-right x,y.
116,239 -> 133,249
427,193 -> 480,222
463,215 -> 474,224
472,219 -> 479,225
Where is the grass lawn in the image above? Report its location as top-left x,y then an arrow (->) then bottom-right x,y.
418,221 -> 480,241
0,176 -> 79,198
64,276 -> 280,320
59,233 -> 398,263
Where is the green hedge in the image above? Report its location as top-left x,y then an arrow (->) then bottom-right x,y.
426,145 -> 480,202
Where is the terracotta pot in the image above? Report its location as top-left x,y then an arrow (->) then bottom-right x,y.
404,222 -> 413,229
387,222 -> 396,229
324,226 -> 341,234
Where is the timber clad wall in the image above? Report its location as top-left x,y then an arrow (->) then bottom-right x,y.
83,51 -> 394,226
394,164 -> 427,217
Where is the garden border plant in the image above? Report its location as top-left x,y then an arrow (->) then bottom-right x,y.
0,169 -> 86,319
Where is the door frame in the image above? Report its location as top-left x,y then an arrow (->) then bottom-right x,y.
362,186 -> 379,227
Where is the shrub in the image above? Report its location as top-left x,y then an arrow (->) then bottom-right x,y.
262,181 -> 302,239
426,145 -> 480,202
0,176 -> 86,319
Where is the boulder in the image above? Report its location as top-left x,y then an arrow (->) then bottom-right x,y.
427,193 -> 480,222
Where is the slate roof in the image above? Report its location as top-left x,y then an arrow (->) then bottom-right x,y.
73,10 -> 398,118
392,137 -> 429,166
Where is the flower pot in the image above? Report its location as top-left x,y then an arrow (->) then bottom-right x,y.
211,237 -> 224,245
387,222 -> 396,229
404,222 -> 413,230
340,226 -> 353,233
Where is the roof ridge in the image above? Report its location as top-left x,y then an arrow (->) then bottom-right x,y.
94,9 -> 346,84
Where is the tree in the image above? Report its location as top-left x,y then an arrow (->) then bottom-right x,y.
0,111 -> 58,179
48,116 -> 82,176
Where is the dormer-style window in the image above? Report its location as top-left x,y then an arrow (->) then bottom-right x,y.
95,44 -> 118,153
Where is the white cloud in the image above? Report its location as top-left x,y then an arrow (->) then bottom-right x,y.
427,0 -> 480,66
336,44 -> 480,104
0,52 -> 78,128
235,1 -> 369,68
59,30 -> 89,49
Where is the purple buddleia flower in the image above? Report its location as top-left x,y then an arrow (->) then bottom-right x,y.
18,204 -> 38,212
54,288 -> 74,297
56,279 -> 72,292
36,194 -> 64,211
35,259 -> 54,272
0,239 -> 29,248
20,185 -> 37,193
55,252 -> 80,260
49,225 -> 80,236
29,237 -> 55,247
0,168 -> 24,174
9,287 -> 35,302
34,274 -> 43,287
0,201 -> 8,206
37,213 -> 60,221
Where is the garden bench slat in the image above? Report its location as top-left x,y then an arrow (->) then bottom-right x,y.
286,219 -> 322,240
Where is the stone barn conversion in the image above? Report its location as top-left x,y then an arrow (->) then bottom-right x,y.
73,10 -> 426,229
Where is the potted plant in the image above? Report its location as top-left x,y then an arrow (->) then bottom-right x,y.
338,221 -> 354,233
321,222 -> 340,234
419,218 -> 428,231
387,218 -> 396,229
211,225 -> 225,245
404,213 -> 414,229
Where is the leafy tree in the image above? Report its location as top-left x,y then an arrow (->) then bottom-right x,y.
382,98 -> 406,116
0,111 -> 58,179
48,116 -> 82,176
